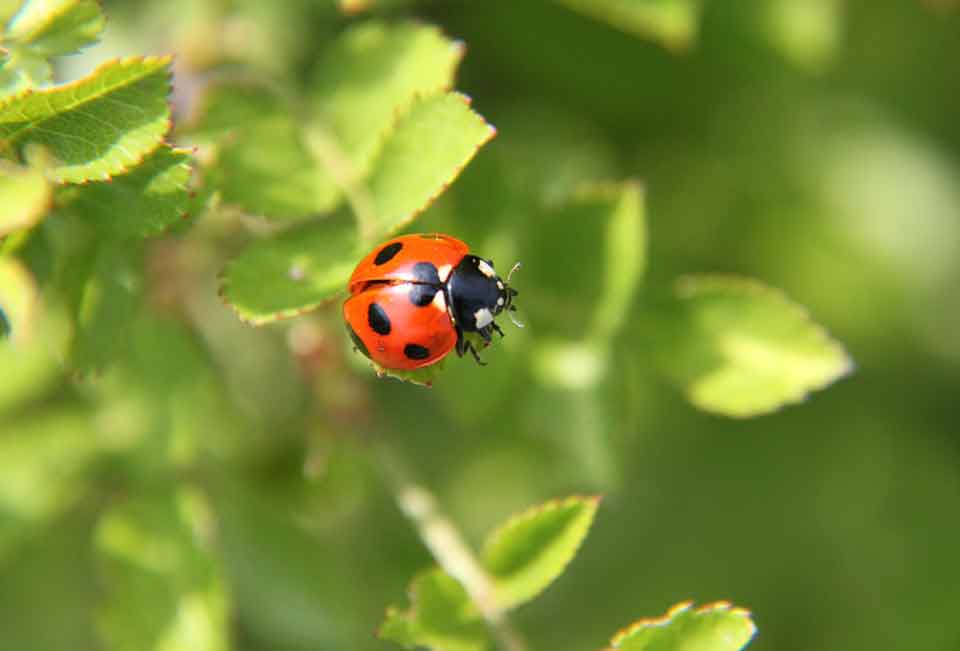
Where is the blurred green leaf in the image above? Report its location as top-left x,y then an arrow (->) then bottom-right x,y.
0,56 -> 171,183
379,568 -> 491,651
657,275 -> 853,418
97,485 -> 230,651
190,83 -> 339,219
0,160 -> 50,236
608,601 -> 756,651
555,0 -> 701,50
4,0 -> 105,57
62,145 -> 193,238
760,0 -> 842,73
219,213 -> 357,325
311,20 -> 464,175
0,407 -> 98,562
482,495 -> 599,610
72,242 -> 143,372
368,92 -> 496,237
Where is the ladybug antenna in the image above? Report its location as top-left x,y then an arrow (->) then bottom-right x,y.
503,262 -> 524,328
507,261 -> 522,283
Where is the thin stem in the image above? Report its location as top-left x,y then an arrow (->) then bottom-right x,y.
377,446 -> 527,651
303,125 -> 378,245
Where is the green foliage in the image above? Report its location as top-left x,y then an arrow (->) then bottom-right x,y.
4,1 -> 955,651
381,496 -> 598,650
608,602 -> 756,651
655,275 -> 852,417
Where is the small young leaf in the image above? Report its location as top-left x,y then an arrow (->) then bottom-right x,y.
189,83 -> 339,220
219,213 -> 358,325
311,21 -> 464,174
62,145 -> 192,238
556,0 -> 701,51
97,485 -> 230,651
368,92 -> 495,237
481,495 -> 599,611
0,160 -> 51,236
5,0 -> 105,58
658,275 -> 853,418
0,56 -> 172,183
379,568 -> 491,651
608,601 -> 756,651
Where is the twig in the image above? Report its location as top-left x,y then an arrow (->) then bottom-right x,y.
377,447 -> 528,651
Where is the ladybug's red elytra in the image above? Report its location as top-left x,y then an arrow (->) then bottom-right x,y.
343,234 -> 520,370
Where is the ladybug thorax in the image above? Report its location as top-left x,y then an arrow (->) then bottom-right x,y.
445,255 -> 509,332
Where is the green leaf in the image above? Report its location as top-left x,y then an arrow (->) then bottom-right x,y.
608,601 -> 756,651
481,495 -> 599,610
0,254 -> 36,341
555,0 -> 701,51
4,0 -> 105,58
0,56 -> 172,183
72,241 -> 143,372
311,21 -> 464,174
0,407 -> 99,562
219,213 -> 357,325
62,145 -> 193,238
189,83 -> 339,219
658,275 -> 853,418
0,160 -> 50,236
97,484 -> 230,651
368,92 -> 496,237
379,568 -> 491,651
760,0 -> 842,73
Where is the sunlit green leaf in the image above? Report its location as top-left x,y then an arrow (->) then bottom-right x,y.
311,20 -> 464,175
482,495 -> 599,610
0,161 -> 50,236
555,0 -> 701,50
62,145 -> 192,238
609,601 -> 756,651
97,485 -> 230,651
0,407 -> 98,562
219,213 -> 357,325
0,56 -> 172,183
368,92 -> 495,237
190,83 -> 339,219
5,0 -> 105,57
760,0 -> 842,73
658,275 -> 853,418
379,568 -> 491,651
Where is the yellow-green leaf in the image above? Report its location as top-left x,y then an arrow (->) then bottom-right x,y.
378,568 -> 491,651
608,601 -> 756,651
219,213 -> 358,325
311,21 -> 464,175
5,0 -> 105,58
556,0 -> 701,51
0,160 -> 50,236
368,92 -> 495,237
482,495 -> 599,610
659,275 -> 853,418
0,56 -> 172,183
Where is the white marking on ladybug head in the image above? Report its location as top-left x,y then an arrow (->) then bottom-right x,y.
477,259 -> 495,278
437,263 -> 453,281
474,307 -> 494,329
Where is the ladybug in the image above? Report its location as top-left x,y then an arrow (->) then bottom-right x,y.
343,234 -> 521,370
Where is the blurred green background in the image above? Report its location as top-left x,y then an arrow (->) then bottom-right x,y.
3,1 -> 960,650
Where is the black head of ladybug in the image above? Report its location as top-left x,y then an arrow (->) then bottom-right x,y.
445,255 -> 521,362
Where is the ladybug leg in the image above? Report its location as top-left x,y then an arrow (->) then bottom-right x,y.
491,322 -> 505,338
463,339 -> 487,366
455,327 -> 487,365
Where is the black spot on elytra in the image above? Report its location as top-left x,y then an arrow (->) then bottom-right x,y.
409,284 -> 438,307
346,324 -> 370,359
412,261 -> 440,285
374,242 -> 402,265
404,343 -> 430,360
368,303 -> 391,335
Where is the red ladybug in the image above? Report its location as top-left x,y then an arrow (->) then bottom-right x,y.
343,234 -> 520,370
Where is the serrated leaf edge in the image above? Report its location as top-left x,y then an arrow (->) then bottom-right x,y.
482,494 -> 602,559
606,601 -> 757,650
0,55 -> 175,183
376,91 -> 496,236
675,273 -> 855,416
216,266 -> 346,327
